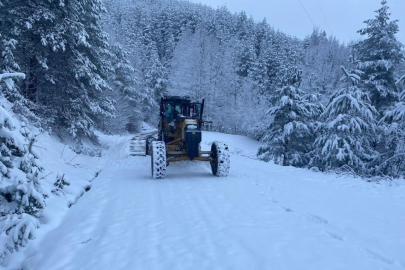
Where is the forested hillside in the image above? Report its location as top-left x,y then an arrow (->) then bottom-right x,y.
103,0 -> 404,178
0,0 -> 404,265
103,0 -> 349,137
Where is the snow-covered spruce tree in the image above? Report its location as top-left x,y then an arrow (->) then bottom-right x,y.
257,68 -> 322,167
301,28 -> 349,97
102,44 -> 154,134
237,39 -> 256,82
153,5 -> 177,63
376,79 -> 405,177
0,72 -> 45,264
136,14 -> 169,104
261,31 -> 303,95
0,32 -> 39,126
353,0 -> 404,113
310,67 -> 379,174
0,33 -> 20,100
2,0 -> 115,142
144,52 -> 168,100
250,20 -> 272,97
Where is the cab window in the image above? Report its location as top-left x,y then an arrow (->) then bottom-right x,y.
194,104 -> 201,117
174,104 -> 183,118
175,104 -> 182,114
164,104 -> 173,122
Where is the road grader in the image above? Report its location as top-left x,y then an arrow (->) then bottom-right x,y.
147,96 -> 230,179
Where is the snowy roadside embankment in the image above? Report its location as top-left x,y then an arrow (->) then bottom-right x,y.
1,115 -> 113,269
10,131 -> 404,270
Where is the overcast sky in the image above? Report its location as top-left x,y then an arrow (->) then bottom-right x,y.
188,0 -> 405,44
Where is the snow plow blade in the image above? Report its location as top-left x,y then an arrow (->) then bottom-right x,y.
130,136 -> 147,156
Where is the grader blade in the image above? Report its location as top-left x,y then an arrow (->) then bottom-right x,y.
130,136 -> 147,156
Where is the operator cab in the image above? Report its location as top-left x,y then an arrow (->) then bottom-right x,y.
161,96 -> 204,123
159,96 -> 205,144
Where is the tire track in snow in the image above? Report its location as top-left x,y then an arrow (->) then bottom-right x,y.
252,172 -> 405,269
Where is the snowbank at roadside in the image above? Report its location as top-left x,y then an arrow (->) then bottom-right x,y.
1,128 -> 115,269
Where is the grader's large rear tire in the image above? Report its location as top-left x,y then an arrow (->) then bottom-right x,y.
210,141 -> 230,177
151,141 -> 167,179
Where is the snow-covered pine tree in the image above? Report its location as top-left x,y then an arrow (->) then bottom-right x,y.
102,44 -> 155,133
48,0 -> 115,142
144,51 -> 168,99
264,31 -> 301,93
102,44 -> 140,133
301,28 -> 349,97
250,19 -> 277,97
2,0 -> 115,142
354,0 -> 404,113
214,5 -> 234,43
234,12 -> 256,79
376,78 -> 405,177
137,12 -> 156,69
0,33 -> 20,102
135,11 -> 168,111
311,67 -> 379,174
0,33 -> 39,125
257,68 -> 322,167
0,71 -> 45,265
153,6 -> 177,63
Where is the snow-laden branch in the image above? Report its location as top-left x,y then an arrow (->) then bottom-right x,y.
0,72 -> 26,81
396,74 -> 405,86
340,66 -> 360,85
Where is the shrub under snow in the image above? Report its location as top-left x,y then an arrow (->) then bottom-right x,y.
0,73 -> 46,264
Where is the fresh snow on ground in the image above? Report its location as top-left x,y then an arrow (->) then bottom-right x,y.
7,131 -> 405,270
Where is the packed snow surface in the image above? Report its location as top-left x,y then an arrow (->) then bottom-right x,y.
20,131 -> 405,270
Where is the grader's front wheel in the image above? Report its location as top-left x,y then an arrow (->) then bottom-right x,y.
210,141 -> 230,177
151,141 -> 167,179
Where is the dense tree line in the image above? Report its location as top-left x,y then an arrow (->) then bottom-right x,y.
1,0 -> 403,173
259,0 -> 404,178
103,0 -> 307,135
103,0 -> 403,177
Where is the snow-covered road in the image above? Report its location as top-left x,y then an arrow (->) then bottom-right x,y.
27,132 -> 405,270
